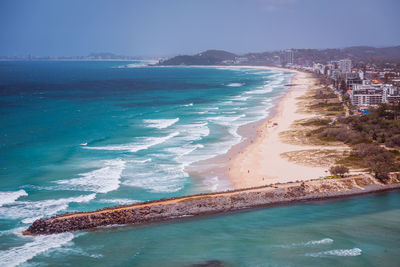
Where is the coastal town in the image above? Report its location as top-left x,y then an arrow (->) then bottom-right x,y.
289,53 -> 400,109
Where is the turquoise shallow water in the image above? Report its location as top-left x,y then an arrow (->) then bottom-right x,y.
0,61 -> 399,266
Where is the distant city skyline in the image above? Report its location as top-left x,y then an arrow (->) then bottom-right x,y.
1,0 -> 399,57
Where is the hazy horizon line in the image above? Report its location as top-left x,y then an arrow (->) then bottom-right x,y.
1,43 -> 399,59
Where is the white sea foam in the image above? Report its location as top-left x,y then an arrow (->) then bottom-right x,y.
115,60 -> 158,68
207,115 -> 245,126
244,74 -> 285,95
204,176 -> 220,192
178,122 -> 210,141
230,95 -> 250,101
165,144 -> 205,166
165,144 -> 204,158
122,163 -> 186,193
143,118 -> 179,129
244,86 -> 274,95
0,233 -> 74,267
221,100 -> 233,105
98,198 -> 139,205
84,132 -> 180,153
80,142 -> 88,146
304,238 -> 334,246
47,243 -> 103,259
55,159 -> 126,194
0,227 -> 26,237
306,248 -> 362,257
251,71 -> 271,75
0,194 -> 96,224
132,158 -> 152,163
183,103 -> 193,107
122,64 -> 149,68
228,127 -> 241,138
279,238 -> 334,248
226,83 -> 245,87
0,190 -> 28,207
214,67 -> 245,71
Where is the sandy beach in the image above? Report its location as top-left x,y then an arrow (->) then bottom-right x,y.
227,70 -> 331,189
184,66 -> 335,191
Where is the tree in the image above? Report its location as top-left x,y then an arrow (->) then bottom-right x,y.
376,103 -> 389,118
364,152 -> 394,182
392,100 -> 400,120
340,80 -> 347,95
372,132 -> 378,140
329,165 -> 350,177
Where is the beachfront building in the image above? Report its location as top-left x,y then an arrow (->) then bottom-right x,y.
350,87 -> 384,106
349,83 -> 399,106
312,63 -> 325,75
284,50 -> 294,65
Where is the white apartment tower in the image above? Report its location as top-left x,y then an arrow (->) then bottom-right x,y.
284,50 -> 294,65
339,59 -> 352,73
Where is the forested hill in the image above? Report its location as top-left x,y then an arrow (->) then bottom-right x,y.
158,50 -> 237,65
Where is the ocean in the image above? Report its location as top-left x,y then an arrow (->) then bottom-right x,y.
0,61 -> 399,266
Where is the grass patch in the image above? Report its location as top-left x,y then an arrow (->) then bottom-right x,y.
336,155 -> 364,168
301,118 -> 331,127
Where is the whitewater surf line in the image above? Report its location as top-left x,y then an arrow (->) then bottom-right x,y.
24,174 -> 400,236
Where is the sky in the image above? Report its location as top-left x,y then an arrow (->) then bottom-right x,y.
0,0 -> 399,57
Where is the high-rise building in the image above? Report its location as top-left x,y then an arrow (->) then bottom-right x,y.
338,59 -> 352,73
284,50 -> 294,65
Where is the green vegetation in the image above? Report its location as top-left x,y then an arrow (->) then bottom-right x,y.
329,165 -> 349,177
308,78 -> 400,182
159,50 -> 237,65
317,104 -> 400,148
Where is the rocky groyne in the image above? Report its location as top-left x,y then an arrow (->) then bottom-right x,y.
24,175 -> 400,235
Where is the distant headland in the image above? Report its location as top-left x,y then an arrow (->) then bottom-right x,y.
2,45 -> 400,64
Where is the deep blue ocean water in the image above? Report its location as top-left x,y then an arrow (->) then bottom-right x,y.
0,61 -> 399,266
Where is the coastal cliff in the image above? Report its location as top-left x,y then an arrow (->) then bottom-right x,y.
24,175 -> 400,236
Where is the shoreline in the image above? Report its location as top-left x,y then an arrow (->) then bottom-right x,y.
185,65 -> 299,192
24,174 -> 400,235
227,70 -> 330,189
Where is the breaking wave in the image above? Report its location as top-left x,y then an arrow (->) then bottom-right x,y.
55,159 -> 126,194
0,194 -> 96,224
305,248 -> 362,257
226,83 -> 245,87
143,118 -> 179,129
84,132 -> 180,153
278,238 -> 334,248
0,190 -> 28,207
0,233 -> 74,267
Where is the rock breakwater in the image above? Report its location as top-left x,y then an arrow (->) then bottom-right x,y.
24,175 -> 400,235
